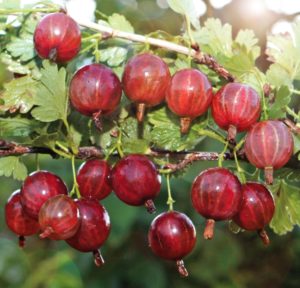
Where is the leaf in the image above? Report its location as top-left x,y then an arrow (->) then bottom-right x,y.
274,167 -> 300,183
100,47 -> 127,66
270,181 -> 300,235
268,86 -> 290,119
235,29 -> 260,58
0,52 -> 31,75
0,76 -> 38,113
108,13 -> 134,33
6,34 -> 35,62
31,61 -> 67,122
0,156 -> 27,180
0,117 -> 43,143
266,63 -> 293,87
167,0 -> 201,29
148,107 -> 206,151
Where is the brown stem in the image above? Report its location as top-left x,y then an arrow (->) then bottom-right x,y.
258,229 -> 270,246
93,250 -> 105,267
282,118 -> 300,135
92,110 -> 103,131
227,125 -> 237,142
180,117 -> 192,134
39,227 -> 54,239
264,167 -> 274,185
144,199 -> 156,214
176,260 -> 189,277
136,103 -> 146,122
203,219 -> 215,240
18,235 -> 25,248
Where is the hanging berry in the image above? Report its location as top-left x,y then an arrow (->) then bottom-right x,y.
244,120 -> 294,184
211,83 -> 261,141
166,68 -> 213,133
191,167 -> 242,239
122,53 -> 171,122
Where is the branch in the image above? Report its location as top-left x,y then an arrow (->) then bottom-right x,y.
76,19 -> 235,82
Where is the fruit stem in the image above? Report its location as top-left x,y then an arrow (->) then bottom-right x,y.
18,236 -> 25,248
116,128 -> 124,158
48,48 -> 57,62
0,7 -> 59,14
227,125 -> 237,142
233,149 -> 246,184
258,229 -> 270,246
218,141 -> 229,167
176,260 -> 189,277
136,103 -> 146,122
40,227 -> 54,239
92,110 -> 103,131
70,155 -> 81,198
144,199 -> 156,214
35,154 -> 40,171
264,167 -> 274,185
180,117 -> 192,134
166,174 -> 175,211
204,219 -> 215,240
93,250 -> 105,267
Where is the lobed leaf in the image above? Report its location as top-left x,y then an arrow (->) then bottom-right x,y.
0,156 -> 27,181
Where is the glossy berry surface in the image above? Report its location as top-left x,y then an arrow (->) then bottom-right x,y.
211,83 -> 261,140
67,199 -> 110,266
233,183 -> 275,245
34,13 -> 81,63
111,154 -> 161,213
166,68 -> 213,133
39,195 -> 80,240
5,190 -> 40,247
77,159 -> 112,201
245,120 -> 293,184
21,171 -> 68,219
122,53 -> 171,121
148,211 -> 196,277
70,64 -> 122,117
191,167 -> 242,239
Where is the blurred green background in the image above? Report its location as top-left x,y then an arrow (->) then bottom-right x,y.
1,0 -> 300,287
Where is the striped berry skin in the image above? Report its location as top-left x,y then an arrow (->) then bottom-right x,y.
66,199 -> 110,267
21,171 -> 68,219
148,211 -> 196,277
34,13 -> 81,63
122,53 -> 171,122
77,159 -> 112,201
5,190 -> 40,247
166,68 -> 213,134
233,183 -> 275,245
211,83 -> 261,141
111,154 -> 161,213
191,167 -> 242,239
245,120 -> 294,185
70,64 -> 122,117
39,195 -> 80,240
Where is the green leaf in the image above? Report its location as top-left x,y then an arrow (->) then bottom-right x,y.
266,64 -> 293,87
167,0 -> 200,29
148,107 -> 207,151
0,52 -> 31,75
274,167 -> 300,183
108,13 -> 134,33
235,29 -> 260,59
0,76 -> 38,113
6,35 -> 35,62
270,181 -> 300,235
0,117 -> 43,143
100,47 -> 127,66
268,86 -> 291,119
0,156 -> 27,180
31,61 -> 67,122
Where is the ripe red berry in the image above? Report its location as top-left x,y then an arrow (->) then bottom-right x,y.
5,190 -> 40,247
77,159 -> 112,201
166,68 -> 213,133
21,171 -> 68,219
34,12 -> 81,63
233,182 -> 275,245
244,120 -> 294,184
66,198 -> 110,266
211,83 -> 261,141
69,64 -> 122,129
111,154 -> 161,213
148,211 -> 196,277
39,195 -> 80,240
191,167 -> 242,239
122,53 -> 171,122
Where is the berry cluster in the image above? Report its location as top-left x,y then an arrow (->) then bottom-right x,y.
4,12 -> 296,277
